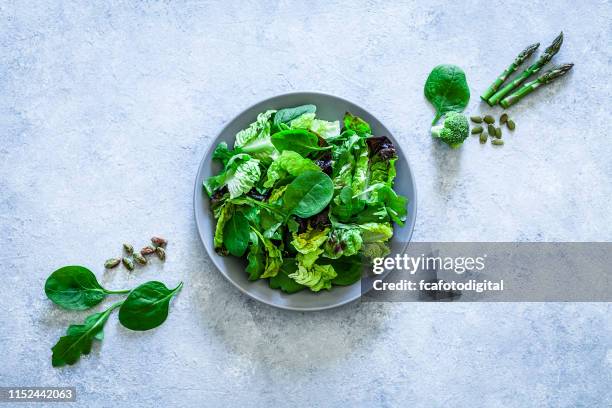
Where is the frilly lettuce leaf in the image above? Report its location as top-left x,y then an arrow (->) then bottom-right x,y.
291,226 -> 330,254
288,263 -> 337,292
323,227 -> 363,259
359,222 -> 393,242
204,154 -> 261,199
252,229 -> 283,279
290,113 -> 340,139
214,203 -> 233,250
263,150 -> 321,188
343,112 -> 371,136
234,110 -> 278,163
355,183 -> 407,226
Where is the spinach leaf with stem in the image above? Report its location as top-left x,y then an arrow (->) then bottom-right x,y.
51,301 -> 122,367
118,281 -> 183,331
271,129 -> 332,157
45,266 -> 129,310
424,64 -> 470,124
268,258 -> 306,294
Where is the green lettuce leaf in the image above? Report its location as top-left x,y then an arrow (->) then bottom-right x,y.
289,113 -> 340,139
234,110 -> 278,163
214,203 -> 233,250
252,229 -> 283,279
323,226 -> 363,259
291,226 -> 330,254
288,263 -> 337,292
245,231 -> 265,280
359,222 -> 393,242
204,154 -> 261,199
343,112 -> 371,135
263,150 -> 321,188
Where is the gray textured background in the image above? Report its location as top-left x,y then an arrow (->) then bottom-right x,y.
1,1 -> 611,407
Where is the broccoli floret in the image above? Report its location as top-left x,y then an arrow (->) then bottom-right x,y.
431,112 -> 469,148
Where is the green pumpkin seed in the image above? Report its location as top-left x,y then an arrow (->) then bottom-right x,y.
487,124 -> 496,135
492,139 -> 504,146
483,115 -> 495,124
155,246 -> 166,261
495,127 -> 502,138
104,258 -> 121,269
479,133 -> 487,144
122,257 -> 134,271
123,243 -> 134,255
499,113 -> 508,124
470,116 -> 483,123
471,126 -> 483,134
507,119 -> 516,130
133,252 -> 147,265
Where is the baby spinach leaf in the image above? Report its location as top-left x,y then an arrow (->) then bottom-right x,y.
51,301 -> 122,367
118,281 -> 183,331
223,212 -> 250,256
271,129 -> 331,157
273,104 -> 316,128
343,112 -> 371,135
424,64 -> 470,124
319,255 -> 363,286
283,171 -> 334,218
45,266 -> 129,310
268,259 -> 306,294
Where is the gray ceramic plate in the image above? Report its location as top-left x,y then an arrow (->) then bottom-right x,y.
194,92 -> 417,311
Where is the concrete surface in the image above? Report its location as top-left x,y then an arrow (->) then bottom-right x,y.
1,1 -> 611,407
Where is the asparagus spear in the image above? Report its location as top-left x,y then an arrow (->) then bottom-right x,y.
481,43 -> 540,103
488,32 -> 564,105
499,63 -> 574,108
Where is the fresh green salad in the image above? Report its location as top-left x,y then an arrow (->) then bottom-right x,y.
203,105 -> 408,293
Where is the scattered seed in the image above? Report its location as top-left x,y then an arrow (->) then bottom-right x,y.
123,243 -> 134,255
495,127 -> 502,138
470,116 -> 483,123
155,246 -> 166,261
499,113 -> 508,124
133,252 -> 147,265
471,126 -> 483,134
151,236 -> 167,247
483,115 -> 495,124
122,257 -> 134,271
479,133 -> 487,144
104,258 -> 121,269
492,139 -> 504,146
507,119 -> 516,130
141,246 -> 156,255
487,124 -> 496,136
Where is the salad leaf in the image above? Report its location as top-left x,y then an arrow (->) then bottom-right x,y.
273,105 -> 316,128
362,242 -> 390,259
289,112 -> 341,139
51,301 -> 121,367
269,259 -> 306,293
291,226 -> 330,254
288,263 -> 337,292
234,110 -> 278,162
424,64 -> 470,124
318,255 -> 363,286
271,129 -> 332,157
214,202 -> 233,250
245,231 -> 265,280
204,154 -> 261,199
355,183 -> 407,226
359,222 -> 393,242
45,266 -> 128,310
323,227 -> 363,259
343,112 -> 371,135
283,171 -> 334,218
252,229 -> 283,279
263,150 -> 321,188
223,212 -> 250,256
118,281 -> 183,331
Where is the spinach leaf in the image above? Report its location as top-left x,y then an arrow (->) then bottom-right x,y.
343,112 -> 371,135
319,255 -> 363,286
118,281 -> 183,331
45,266 -> 129,310
273,104 -> 316,128
223,212 -> 250,256
268,259 -> 306,294
51,301 -> 122,367
271,129 -> 331,157
424,64 -> 470,124
283,171 -> 334,218
245,232 -> 265,280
